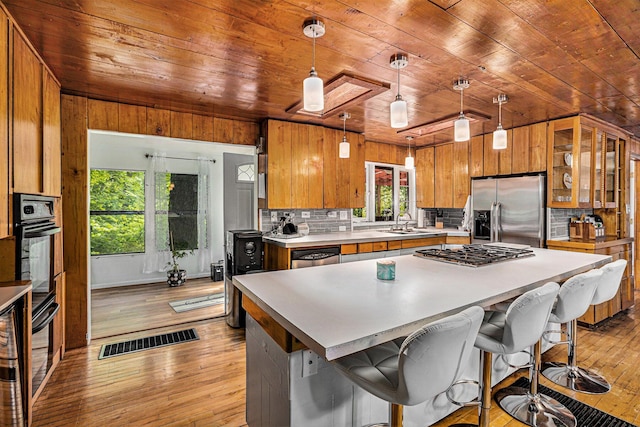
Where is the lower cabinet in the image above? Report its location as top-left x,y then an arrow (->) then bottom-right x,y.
547,238 -> 634,325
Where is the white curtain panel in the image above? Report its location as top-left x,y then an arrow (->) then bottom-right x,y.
197,157 -> 213,272
142,152 -> 171,273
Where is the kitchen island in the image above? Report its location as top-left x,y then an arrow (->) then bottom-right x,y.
233,248 -> 611,427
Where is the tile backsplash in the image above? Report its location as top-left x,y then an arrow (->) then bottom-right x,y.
259,209 -> 352,234
548,208 -> 593,239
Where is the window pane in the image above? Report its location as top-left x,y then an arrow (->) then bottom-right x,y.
90,169 -> 145,255
375,166 -> 394,221
399,170 -> 409,216
237,163 -> 255,182
156,173 -> 199,251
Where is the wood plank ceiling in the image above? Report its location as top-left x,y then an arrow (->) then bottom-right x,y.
4,0 -> 640,146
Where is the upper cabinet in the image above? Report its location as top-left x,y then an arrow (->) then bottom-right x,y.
12,28 -> 61,197
0,10 -> 8,238
264,119 -> 364,209
547,115 -> 628,209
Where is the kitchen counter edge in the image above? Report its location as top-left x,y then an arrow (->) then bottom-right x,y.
262,229 -> 468,248
0,281 -> 32,312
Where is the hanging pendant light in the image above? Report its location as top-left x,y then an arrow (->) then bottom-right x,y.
389,53 -> 409,128
453,78 -> 470,142
492,94 -> 509,150
404,136 -> 414,169
302,18 -> 325,112
339,112 -> 350,159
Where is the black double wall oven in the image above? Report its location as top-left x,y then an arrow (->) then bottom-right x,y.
14,193 -> 61,396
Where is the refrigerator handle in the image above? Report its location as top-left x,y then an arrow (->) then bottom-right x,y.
490,202 -> 497,242
495,202 -> 502,242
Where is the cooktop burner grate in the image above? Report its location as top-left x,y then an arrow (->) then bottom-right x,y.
414,244 -> 535,267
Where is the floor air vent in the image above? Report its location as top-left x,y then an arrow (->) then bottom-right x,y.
98,328 -> 199,359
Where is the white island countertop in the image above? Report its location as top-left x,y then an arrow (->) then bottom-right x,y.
233,248 -> 610,361
263,227 -> 468,248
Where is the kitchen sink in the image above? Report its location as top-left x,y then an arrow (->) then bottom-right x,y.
380,228 -> 432,235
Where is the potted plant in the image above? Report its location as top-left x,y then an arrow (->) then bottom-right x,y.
166,231 -> 192,287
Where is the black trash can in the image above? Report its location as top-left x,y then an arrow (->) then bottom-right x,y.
210,261 -> 224,282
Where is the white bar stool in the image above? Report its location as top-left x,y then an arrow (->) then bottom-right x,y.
452,282 -> 573,427
332,306 -> 484,427
542,259 -> 627,394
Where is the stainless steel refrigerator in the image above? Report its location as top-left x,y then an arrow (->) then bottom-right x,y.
471,175 -> 545,247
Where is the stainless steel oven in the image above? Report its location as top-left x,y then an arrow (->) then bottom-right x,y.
13,193 -> 61,396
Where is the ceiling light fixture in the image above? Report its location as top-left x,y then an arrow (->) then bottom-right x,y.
404,136 -> 414,169
453,78 -> 470,142
302,18 -> 325,112
493,93 -> 508,150
389,53 -> 409,128
339,112 -> 350,158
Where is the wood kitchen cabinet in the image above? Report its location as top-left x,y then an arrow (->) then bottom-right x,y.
265,119 -> 364,209
547,115 -> 629,210
416,141 -> 467,209
0,10 -> 8,238
13,27 -> 62,197
547,238 -> 634,326
416,146 -> 434,207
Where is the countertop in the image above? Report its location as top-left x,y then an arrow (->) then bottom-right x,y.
262,227 -> 469,248
0,281 -> 32,312
233,248 -> 610,360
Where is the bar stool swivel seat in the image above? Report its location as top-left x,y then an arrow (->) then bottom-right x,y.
332,306 -> 484,427
542,259 -> 627,394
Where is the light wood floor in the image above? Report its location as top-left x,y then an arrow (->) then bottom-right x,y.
91,277 -> 225,339
35,293 -> 640,426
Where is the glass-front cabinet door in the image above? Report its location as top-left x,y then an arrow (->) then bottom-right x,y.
548,117 -> 581,207
593,130 -> 603,208
578,125 -> 592,205
604,133 -> 618,208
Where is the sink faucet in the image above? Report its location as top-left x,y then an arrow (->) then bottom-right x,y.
395,213 -> 412,230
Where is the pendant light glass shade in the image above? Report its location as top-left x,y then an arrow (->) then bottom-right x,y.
454,115 -> 470,142
390,53 -> 409,129
492,93 -> 509,150
493,126 -> 507,149
302,19 -> 325,112
453,78 -> 470,142
404,154 -> 414,169
339,136 -> 350,158
339,112 -> 350,159
390,96 -> 408,128
303,70 -> 324,112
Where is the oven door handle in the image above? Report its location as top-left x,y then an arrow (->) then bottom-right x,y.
24,225 -> 61,238
32,303 -> 60,334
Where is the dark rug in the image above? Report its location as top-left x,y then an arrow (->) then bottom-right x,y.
511,377 -> 637,427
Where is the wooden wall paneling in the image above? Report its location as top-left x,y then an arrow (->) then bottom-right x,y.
13,30 -> 42,193
307,124 -> 324,208
377,142 -> 391,164
498,129 -> 513,175
87,99 -> 117,131
323,127 -> 338,208
529,122 -> 547,172
192,114 -> 214,141
453,140 -> 469,208
146,108 -> 170,136
0,11 -> 7,237
169,111 -> 193,139
60,94 -> 89,350
483,133 -> 499,176
290,122 -> 309,209
117,104 -> 146,134
267,120 -> 291,208
416,146 -> 434,207
511,126 -> 530,174
435,143 -> 453,208
350,133 -> 365,208
469,135 -> 484,177
364,140 -> 379,162
233,120 -> 259,146
213,117 -> 234,143
43,70 -> 61,196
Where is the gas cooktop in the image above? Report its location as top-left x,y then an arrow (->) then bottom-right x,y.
414,244 -> 535,267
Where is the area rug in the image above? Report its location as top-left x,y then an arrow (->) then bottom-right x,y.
510,377 -> 637,427
169,293 -> 224,313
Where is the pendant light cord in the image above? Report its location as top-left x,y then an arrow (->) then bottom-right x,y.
460,87 -> 464,115
498,98 -> 503,127
311,29 -> 316,72
397,64 -> 401,98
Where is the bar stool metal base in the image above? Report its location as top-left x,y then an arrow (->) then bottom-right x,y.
541,361 -> 611,394
494,386 -> 576,427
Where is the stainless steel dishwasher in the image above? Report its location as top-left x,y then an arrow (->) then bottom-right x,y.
290,247 -> 341,268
